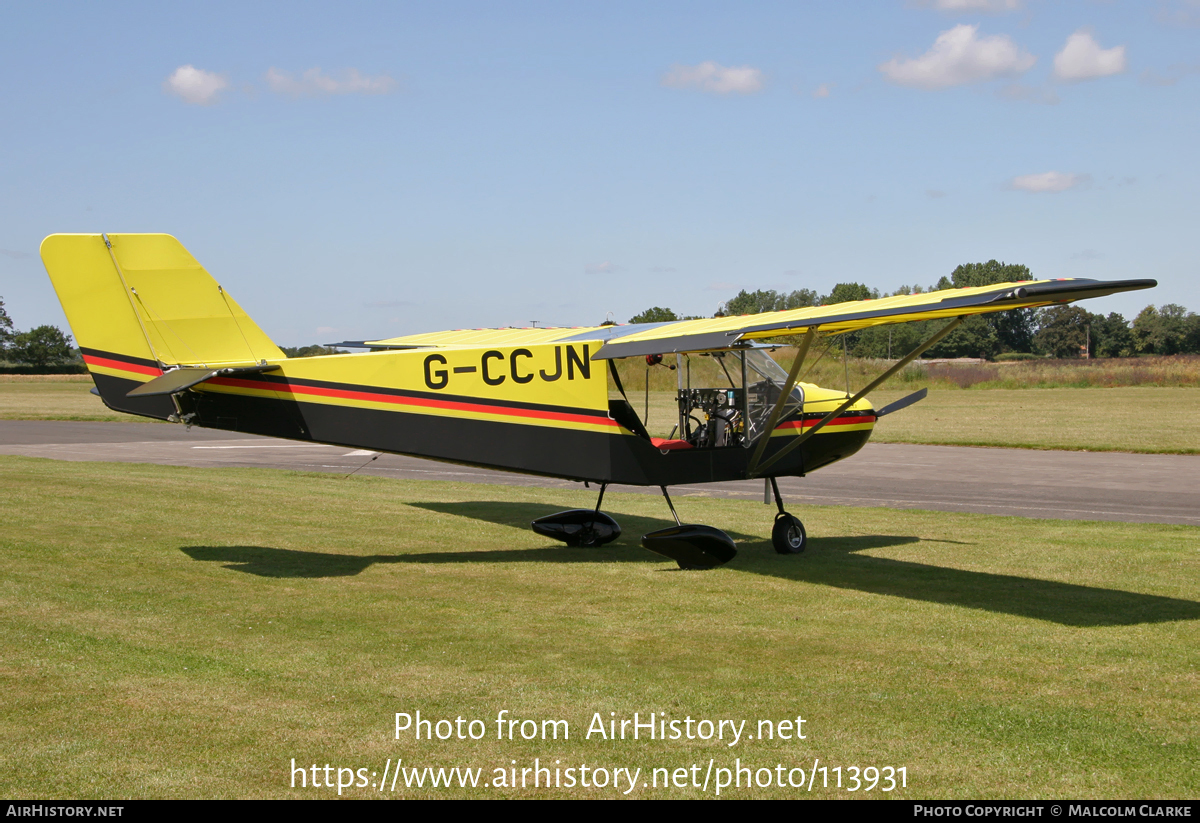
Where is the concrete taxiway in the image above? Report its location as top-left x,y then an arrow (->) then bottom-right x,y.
1,419 -> 1196,526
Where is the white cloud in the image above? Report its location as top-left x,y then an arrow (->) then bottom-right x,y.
915,0 -> 1022,11
662,61 -> 765,95
1009,171 -> 1090,192
316,326 -> 337,335
813,83 -> 833,98
266,67 -> 398,97
585,261 -> 621,275
1,248 -> 32,260
163,65 -> 229,105
879,24 -> 1036,89
650,266 -> 677,273
1053,30 -> 1127,82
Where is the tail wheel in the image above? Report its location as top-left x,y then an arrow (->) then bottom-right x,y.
772,512 -> 806,554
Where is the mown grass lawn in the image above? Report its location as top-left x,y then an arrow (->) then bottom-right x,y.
2,457 -> 1196,798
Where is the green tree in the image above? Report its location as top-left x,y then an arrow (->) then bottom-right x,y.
850,321 -> 933,359
1133,304 -> 1194,355
1185,314 -> 1200,354
815,284 -> 875,352
926,315 -> 1000,359
9,325 -> 74,366
627,307 -> 680,324
1033,306 -> 1092,358
1093,313 -> 1134,358
721,290 -> 781,315
281,345 -> 347,358
949,260 -> 1036,353
949,260 -> 1033,289
720,288 -> 819,316
0,297 -> 13,357
778,288 -> 819,310
822,282 -> 877,305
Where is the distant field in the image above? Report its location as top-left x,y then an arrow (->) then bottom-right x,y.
4,372 -> 1197,453
868,387 -> 1199,453
0,374 -> 129,422
2,456 -> 1196,798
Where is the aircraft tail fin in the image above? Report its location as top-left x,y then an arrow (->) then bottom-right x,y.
40,233 -> 285,419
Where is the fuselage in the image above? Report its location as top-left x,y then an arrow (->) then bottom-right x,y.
83,340 -> 876,486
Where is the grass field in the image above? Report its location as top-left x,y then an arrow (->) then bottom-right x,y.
2,456 -> 1197,799
4,373 -> 1198,453
0,375 -> 128,422
868,387 -> 1200,453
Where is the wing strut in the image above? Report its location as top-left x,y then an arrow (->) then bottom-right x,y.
750,316 -> 964,478
747,327 -> 818,476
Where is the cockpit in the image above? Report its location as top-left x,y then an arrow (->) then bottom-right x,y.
609,347 -> 805,451
676,348 -> 804,449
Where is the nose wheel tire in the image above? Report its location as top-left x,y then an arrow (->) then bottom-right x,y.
772,512 -> 806,554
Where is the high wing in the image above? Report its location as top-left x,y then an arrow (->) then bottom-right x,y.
355,277 -> 1155,360
588,277 -> 1156,360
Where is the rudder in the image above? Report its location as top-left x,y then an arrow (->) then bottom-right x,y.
41,233 -> 284,419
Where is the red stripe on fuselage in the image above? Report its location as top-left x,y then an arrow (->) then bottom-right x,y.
206,376 -> 622,429
82,354 -> 162,377
777,414 -> 877,430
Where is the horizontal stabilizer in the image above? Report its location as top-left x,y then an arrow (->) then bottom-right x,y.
875,388 -> 928,417
126,364 -> 280,397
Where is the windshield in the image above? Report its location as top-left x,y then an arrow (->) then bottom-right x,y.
742,348 -> 804,442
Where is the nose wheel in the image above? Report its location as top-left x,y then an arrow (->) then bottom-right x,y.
772,511 -> 806,554
766,477 -> 806,554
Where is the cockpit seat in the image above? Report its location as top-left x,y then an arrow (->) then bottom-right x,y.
651,438 -> 693,451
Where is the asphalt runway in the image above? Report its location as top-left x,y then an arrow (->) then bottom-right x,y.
2,419 -> 1197,526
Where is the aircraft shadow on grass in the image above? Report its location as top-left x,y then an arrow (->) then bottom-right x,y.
182,500 -> 1200,629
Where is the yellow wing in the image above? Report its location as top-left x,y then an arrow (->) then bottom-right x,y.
590,277 -> 1155,360
355,276 -> 1154,359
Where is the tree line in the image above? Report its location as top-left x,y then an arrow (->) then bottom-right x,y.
0,298 -> 76,367
628,261 -> 1200,360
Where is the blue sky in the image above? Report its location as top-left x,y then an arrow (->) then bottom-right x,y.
2,1 -> 1197,345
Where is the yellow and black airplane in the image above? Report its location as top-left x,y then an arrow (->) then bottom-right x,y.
41,233 -> 1155,569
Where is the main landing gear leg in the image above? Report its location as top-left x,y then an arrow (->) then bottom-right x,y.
530,482 -> 622,548
640,486 -> 738,570
767,477 -> 806,554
